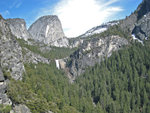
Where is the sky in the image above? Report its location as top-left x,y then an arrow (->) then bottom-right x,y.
0,0 -> 142,37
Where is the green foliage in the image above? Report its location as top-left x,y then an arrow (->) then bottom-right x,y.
75,41 -> 150,113
16,38 -> 77,59
61,105 -> 80,113
2,70 -> 11,80
100,25 -> 130,38
0,104 -> 11,113
7,62 -> 76,112
7,80 -> 35,104
8,39 -> 150,113
44,46 -> 77,59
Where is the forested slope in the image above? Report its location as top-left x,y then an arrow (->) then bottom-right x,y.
7,40 -> 150,113
75,40 -> 150,113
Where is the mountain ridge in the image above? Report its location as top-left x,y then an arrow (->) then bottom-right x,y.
80,21 -> 119,38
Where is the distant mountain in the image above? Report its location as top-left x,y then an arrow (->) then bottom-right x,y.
28,15 -> 69,47
80,21 -> 119,37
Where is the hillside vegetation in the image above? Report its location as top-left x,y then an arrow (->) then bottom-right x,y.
17,38 -> 77,59
7,39 -> 150,113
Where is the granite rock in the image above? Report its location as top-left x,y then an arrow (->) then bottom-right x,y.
11,104 -> 31,113
0,16 -> 25,80
28,15 -> 69,47
7,18 -> 31,41
67,35 -> 128,80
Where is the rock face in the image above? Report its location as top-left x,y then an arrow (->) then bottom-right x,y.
0,93 -> 12,105
23,48 -> 50,64
120,13 -> 137,34
0,67 -> 12,105
132,13 -> 150,40
136,0 -> 150,19
28,15 -> 68,47
11,104 -> 31,113
131,0 -> 150,40
51,37 -> 69,47
0,15 -> 26,106
0,16 -> 25,80
0,68 -> 4,82
7,18 -> 31,41
67,35 -> 128,80
120,0 -> 150,40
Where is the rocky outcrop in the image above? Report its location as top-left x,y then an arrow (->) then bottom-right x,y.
120,0 -> 150,40
131,0 -> 150,40
51,37 -> 69,47
136,0 -> 150,20
0,16 -> 25,80
23,48 -> 50,64
0,93 -> 12,105
28,15 -> 69,47
10,104 -> 31,113
0,67 -> 12,105
69,38 -> 84,48
0,68 -> 4,82
67,35 -> 128,80
6,18 -> 31,41
0,38 -> 25,80
0,15 -> 26,107
132,12 -> 150,40
120,13 -> 137,34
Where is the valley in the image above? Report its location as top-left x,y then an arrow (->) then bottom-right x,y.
0,0 -> 149,113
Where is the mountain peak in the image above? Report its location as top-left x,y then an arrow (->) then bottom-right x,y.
28,15 -> 65,45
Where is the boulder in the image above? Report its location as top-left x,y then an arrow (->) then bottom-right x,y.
11,104 -> 31,113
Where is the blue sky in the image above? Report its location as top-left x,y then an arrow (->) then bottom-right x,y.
0,0 -> 142,37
